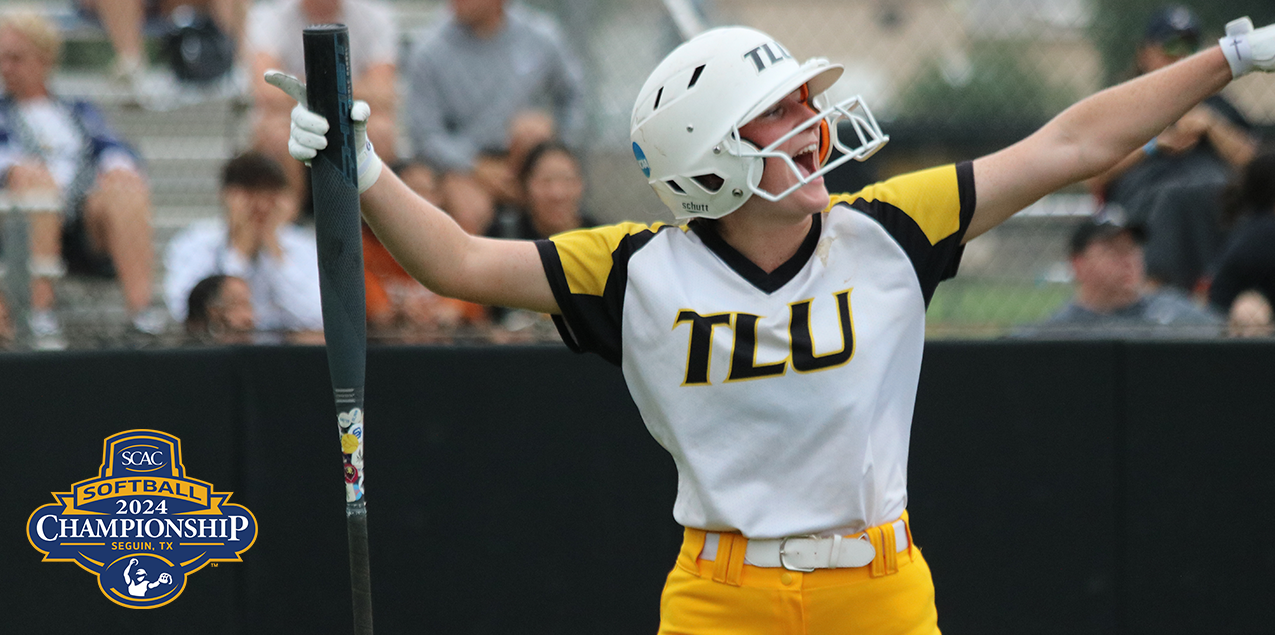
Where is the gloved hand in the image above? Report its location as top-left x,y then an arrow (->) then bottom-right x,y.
263,70 -> 384,193
1219,17 -> 1275,78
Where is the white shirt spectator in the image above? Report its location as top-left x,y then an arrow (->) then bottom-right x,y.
0,98 -> 138,199
163,219 -> 324,333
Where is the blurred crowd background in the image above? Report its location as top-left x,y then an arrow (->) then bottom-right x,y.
0,0 -> 1273,350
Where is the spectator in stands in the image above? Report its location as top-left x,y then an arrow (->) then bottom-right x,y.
394,160 -> 441,207
247,0 -> 399,217
163,151 -> 324,343
1015,218 -> 1223,338
1226,290 -> 1273,338
364,160 -> 490,341
1207,148 -> 1275,319
485,141 -> 596,342
407,0 -> 585,237
77,0 -> 248,88
1088,5 -> 1258,294
493,141 -> 597,240
507,110 -> 558,186
468,110 -> 559,236
0,12 -> 164,348
184,274 -> 255,344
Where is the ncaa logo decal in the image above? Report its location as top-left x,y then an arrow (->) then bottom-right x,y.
632,142 -> 651,178
26,430 -> 257,609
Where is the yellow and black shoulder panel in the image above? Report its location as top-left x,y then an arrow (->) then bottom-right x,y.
536,222 -> 679,364
828,161 -> 976,304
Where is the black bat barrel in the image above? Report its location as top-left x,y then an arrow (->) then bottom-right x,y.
303,24 -> 373,635
304,24 -> 366,391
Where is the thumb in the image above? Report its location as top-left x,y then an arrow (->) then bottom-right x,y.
351,100 -> 371,143
350,100 -> 370,122
264,70 -> 307,106
351,100 -> 370,126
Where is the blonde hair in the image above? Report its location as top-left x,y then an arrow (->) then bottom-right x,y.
1,10 -> 62,65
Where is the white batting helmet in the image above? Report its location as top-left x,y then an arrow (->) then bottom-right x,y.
630,26 -> 889,220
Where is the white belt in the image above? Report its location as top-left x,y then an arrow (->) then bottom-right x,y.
699,519 -> 908,572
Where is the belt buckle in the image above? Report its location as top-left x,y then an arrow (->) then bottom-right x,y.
778,534 -> 819,572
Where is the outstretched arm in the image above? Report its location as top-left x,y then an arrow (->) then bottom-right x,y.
966,47 -> 1233,242
359,169 -> 558,314
967,11 -> 1275,242
265,71 -> 558,315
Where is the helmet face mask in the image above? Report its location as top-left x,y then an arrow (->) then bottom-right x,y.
630,26 -> 889,221
735,92 -> 888,203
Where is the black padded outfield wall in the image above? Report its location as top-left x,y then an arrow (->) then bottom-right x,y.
7,343 -> 1275,634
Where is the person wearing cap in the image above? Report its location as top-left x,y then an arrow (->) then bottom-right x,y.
1015,218 -> 1223,338
1089,5 -> 1258,294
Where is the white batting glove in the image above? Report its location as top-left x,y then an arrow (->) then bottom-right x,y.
263,70 -> 384,193
1219,17 -> 1275,78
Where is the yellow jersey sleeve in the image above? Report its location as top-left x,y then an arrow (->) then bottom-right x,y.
828,162 -> 976,303
536,222 -> 669,365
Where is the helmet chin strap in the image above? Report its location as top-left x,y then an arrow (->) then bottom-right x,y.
734,94 -> 889,203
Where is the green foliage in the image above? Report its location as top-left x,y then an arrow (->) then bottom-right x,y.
895,42 -> 1078,127
926,280 -> 1074,338
1089,0 -> 1275,85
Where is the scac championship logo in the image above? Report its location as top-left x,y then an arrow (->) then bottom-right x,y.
26,430 -> 257,609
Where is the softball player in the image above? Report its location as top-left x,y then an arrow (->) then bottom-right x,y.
270,17 -> 1275,634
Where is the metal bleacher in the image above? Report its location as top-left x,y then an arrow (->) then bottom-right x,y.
44,70 -> 253,345
0,0 -> 444,346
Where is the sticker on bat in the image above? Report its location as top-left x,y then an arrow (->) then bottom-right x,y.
337,407 -> 365,502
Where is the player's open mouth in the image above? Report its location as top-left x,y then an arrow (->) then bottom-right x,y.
793,143 -> 819,177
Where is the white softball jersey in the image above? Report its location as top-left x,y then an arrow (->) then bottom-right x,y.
537,163 -> 975,539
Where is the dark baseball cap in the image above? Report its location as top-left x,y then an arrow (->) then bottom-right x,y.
1069,218 -> 1147,256
1144,5 -> 1202,52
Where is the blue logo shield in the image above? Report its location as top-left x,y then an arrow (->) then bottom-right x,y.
633,142 -> 651,178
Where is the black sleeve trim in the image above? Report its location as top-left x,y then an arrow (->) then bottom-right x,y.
956,160 -> 978,232
536,239 -> 590,354
934,160 -> 979,285
535,230 -> 661,367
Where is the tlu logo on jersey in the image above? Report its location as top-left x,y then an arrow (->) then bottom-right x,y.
26,430 -> 257,609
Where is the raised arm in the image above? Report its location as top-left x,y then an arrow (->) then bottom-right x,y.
966,48 -> 1232,241
359,169 -> 558,314
966,17 -> 1275,242
265,71 -> 558,315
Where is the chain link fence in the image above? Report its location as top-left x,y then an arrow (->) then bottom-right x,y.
1,0 -> 1272,350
